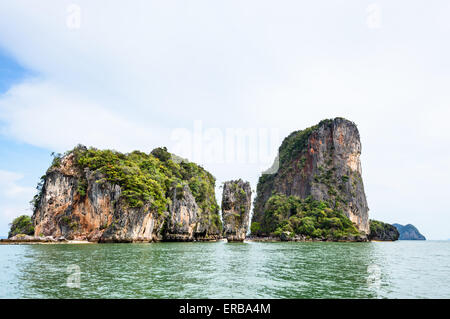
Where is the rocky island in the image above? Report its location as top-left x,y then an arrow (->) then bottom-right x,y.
250,118 -> 371,241
3,118 -> 401,243
26,145 -> 223,242
368,220 -> 399,241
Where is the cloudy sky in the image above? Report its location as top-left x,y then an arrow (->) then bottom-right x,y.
0,0 -> 449,239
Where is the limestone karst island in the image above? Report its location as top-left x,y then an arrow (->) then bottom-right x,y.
4,118 -> 400,243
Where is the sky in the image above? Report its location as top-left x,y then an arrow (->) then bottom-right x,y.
0,0 -> 449,239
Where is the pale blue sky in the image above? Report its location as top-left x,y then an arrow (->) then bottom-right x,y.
0,1 -> 449,239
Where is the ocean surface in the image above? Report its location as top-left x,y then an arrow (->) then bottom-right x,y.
0,240 -> 449,298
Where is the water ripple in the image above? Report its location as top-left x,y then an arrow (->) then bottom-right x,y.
0,241 -> 449,298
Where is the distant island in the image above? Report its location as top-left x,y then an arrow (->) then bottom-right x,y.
3,118 -> 401,243
393,224 -> 426,240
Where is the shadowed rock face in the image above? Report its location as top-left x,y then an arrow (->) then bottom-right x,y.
221,180 -> 252,242
369,220 -> 399,241
252,118 -> 370,235
32,149 -> 221,242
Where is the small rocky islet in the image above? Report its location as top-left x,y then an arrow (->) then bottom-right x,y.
3,118 -> 403,243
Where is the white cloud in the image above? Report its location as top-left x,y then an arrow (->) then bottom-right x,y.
0,170 -> 35,199
0,80 -> 171,153
0,170 -> 35,235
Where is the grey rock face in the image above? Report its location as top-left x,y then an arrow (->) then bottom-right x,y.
163,184 -> 220,241
252,118 -> 370,234
221,180 -> 252,241
163,184 -> 200,241
393,223 -> 426,240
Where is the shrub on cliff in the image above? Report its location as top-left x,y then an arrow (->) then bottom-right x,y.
8,215 -> 34,238
251,194 -> 360,240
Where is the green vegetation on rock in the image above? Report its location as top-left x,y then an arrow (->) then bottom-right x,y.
8,215 -> 34,238
278,119 -> 332,166
251,194 -> 361,240
46,145 -> 220,218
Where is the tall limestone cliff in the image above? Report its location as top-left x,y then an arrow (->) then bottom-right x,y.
251,118 -> 369,239
31,145 -> 222,242
221,180 -> 252,242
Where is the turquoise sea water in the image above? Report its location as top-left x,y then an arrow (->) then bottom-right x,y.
0,240 -> 449,298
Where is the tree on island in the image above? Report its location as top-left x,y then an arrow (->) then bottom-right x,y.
8,215 -> 34,238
